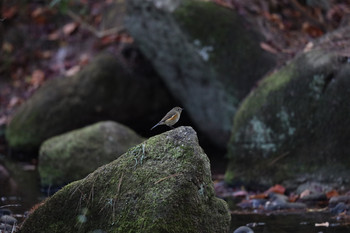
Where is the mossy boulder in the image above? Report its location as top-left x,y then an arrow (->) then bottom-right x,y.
225,47 -> 350,187
125,0 -> 275,147
39,121 -> 144,187
5,53 -> 173,152
20,126 -> 231,233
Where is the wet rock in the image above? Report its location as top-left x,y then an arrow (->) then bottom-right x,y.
296,182 -> 333,195
0,209 -> 12,217
299,193 -> 327,205
5,53 -> 175,152
19,127 -> 231,233
0,215 -> 17,225
0,223 -> 13,232
233,226 -> 254,233
264,193 -> 306,211
125,0 -> 275,148
329,195 -> 350,207
330,202 -> 349,215
225,26 -> 350,186
39,121 -> 144,187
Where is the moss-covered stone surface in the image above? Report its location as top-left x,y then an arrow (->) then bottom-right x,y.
19,126 -> 230,233
125,0 -> 275,148
39,121 -> 144,187
225,49 -> 350,187
5,53 -> 174,152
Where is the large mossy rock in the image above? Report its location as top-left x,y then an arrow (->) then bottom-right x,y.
39,121 -> 144,187
5,53 -> 173,152
125,0 -> 275,147
225,46 -> 350,187
20,127 -> 231,233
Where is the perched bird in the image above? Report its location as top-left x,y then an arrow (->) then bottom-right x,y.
151,107 -> 183,130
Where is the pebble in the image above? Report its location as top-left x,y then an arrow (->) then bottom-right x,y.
329,195 -> 350,207
233,226 -> 254,233
330,202 -> 349,215
0,215 -> 17,225
0,209 -> 12,217
265,193 -> 306,210
0,223 -> 14,232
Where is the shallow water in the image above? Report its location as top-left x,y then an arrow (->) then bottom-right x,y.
230,211 -> 350,233
1,157 -> 350,232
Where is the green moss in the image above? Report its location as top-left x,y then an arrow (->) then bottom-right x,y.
233,64 -> 295,134
38,121 -> 144,187
174,0 -> 274,99
21,127 -> 230,233
226,49 -> 350,187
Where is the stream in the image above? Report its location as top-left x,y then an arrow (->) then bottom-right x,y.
1,156 -> 350,233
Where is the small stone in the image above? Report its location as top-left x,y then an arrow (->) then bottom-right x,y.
0,209 -> 12,217
0,223 -> 13,232
329,195 -> 350,207
233,226 -> 254,233
330,202 -> 348,215
1,215 -> 17,225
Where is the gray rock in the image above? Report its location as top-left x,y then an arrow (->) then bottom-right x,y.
329,195 -> 350,206
125,0 -> 275,147
330,202 -> 349,215
0,215 -> 17,225
39,121 -> 144,187
225,26 -> 350,186
5,53 -> 174,152
0,223 -> 14,232
19,126 -> 231,233
234,226 -> 254,233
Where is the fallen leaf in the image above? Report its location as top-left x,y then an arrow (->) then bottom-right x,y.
8,96 -> 22,108
266,184 -> 286,194
326,190 -> 339,199
302,22 -> 324,38
63,22 -> 79,35
260,42 -> 279,54
303,41 -> 314,52
65,65 -> 81,77
300,189 -> 311,198
0,116 -> 7,126
48,30 -> 60,41
79,53 -> 91,66
249,193 -> 268,199
30,70 -> 45,88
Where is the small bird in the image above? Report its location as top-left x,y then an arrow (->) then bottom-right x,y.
151,107 -> 183,130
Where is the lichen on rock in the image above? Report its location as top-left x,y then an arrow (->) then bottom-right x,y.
226,47 -> 350,188
20,126 -> 231,233
38,121 -> 144,187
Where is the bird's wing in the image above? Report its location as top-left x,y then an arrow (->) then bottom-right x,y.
161,110 -> 177,122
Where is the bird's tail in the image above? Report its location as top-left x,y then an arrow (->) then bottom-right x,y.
150,122 -> 161,130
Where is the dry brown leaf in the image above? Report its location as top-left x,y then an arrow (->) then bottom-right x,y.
2,6 -> 18,19
0,116 -> 7,126
48,30 -> 60,41
30,70 -> 45,88
326,190 -> 339,199
300,189 -> 311,198
8,96 -> 22,108
266,184 -> 286,194
65,65 -> 81,77
63,22 -> 79,35
260,42 -> 279,54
